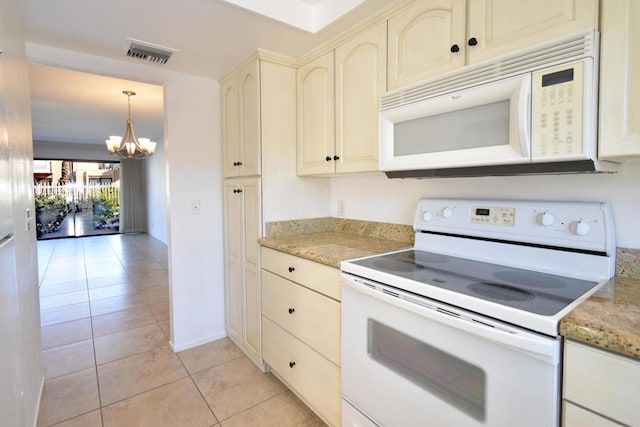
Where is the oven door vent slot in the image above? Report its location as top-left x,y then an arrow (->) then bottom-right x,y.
472,319 -> 495,328
437,307 -> 460,318
382,289 -> 399,298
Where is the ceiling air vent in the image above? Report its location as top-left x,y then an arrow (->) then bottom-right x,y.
126,39 -> 176,64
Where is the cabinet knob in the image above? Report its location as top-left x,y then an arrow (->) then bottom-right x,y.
468,37 -> 478,46
288,307 -> 295,314
333,155 -> 340,161
325,156 -> 332,162
237,161 -> 243,166
288,266 -> 295,273
450,44 -> 460,53
233,189 -> 242,194
233,161 -> 239,166
289,361 -> 296,368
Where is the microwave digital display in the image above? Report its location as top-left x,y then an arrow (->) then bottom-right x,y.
541,68 -> 574,87
475,208 -> 490,216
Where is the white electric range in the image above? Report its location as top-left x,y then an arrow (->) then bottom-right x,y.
340,198 -> 615,427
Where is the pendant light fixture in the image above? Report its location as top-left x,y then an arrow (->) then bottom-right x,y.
106,90 -> 157,159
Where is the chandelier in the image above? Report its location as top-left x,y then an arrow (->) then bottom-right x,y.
105,90 -> 157,159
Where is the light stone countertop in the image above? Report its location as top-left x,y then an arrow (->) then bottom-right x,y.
560,275 -> 640,360
259,217 -> 414,268
260,218 -> 640,360
259,231 -> 412,269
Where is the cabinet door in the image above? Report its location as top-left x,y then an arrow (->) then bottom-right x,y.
563,401 -> 621,427
387,0 -> 466,90
598,0 -> 640,159
221,74 -> 240,178
238,60 -> 261,176
335,22 -> 386,174
467,0 -> 598,64
297,51 -> 335,175
223,179 -> 243,343
564,340 -> 640,426
241,177 -> 262,363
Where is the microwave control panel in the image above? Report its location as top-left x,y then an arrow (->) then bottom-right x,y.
531,61 -> 585,158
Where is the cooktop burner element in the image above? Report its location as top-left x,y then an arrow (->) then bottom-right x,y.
372,250 -> 449,272
467,282 -> 536,302
494,270 -> 567,289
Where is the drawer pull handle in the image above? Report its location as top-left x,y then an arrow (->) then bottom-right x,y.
288,307 -> 295,314
289,361 -> 296,368
288,266 -> 295,273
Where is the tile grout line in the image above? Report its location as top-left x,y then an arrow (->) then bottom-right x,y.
175,352 -> 222,425
82,238 -> 105,427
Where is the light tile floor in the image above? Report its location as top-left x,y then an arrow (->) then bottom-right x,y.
37,234 -> 325,427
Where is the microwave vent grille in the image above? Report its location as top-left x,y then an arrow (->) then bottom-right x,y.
381,30 -> 597,111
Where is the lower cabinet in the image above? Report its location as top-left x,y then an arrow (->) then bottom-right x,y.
261,247 -> 342,426
223,177 -> 263,370
563,340 -> 640,426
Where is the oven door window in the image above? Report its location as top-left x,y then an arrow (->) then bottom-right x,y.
368,319 -> 486,422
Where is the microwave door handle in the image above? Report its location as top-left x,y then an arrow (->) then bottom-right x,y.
518,76 -> 532,158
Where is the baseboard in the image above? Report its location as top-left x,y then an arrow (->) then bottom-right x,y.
33,375 -> 45,427
170,331 -> 227,353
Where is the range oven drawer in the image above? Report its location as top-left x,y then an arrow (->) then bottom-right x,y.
262,317 -> 341,426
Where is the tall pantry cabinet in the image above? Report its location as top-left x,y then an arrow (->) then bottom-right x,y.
221,52 -> 298,370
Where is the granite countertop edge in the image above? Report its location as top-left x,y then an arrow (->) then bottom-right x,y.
559,276 -> 640,361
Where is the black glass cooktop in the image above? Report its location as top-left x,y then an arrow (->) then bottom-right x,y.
351,249 -> 599,316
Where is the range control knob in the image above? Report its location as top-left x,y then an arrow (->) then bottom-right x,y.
570,220 -> 591,236
441,207 -> 454,219
423,210 -> 433,222
536,211 -> 555,226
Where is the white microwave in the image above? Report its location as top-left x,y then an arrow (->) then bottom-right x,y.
379,30 -> 617,178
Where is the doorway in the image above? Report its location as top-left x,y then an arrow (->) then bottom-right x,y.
33,159 -> 121,240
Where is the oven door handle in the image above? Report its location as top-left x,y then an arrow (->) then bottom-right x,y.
342,275 -> 560,365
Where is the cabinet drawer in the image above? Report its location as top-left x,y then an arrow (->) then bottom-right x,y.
263,317 -> 341,426
564,340 -> 640,426
262,270 -> 340,365
261,247 -> 341,300
563,401 -> 622,427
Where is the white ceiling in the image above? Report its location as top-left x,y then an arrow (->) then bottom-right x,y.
20,0 -> 395,148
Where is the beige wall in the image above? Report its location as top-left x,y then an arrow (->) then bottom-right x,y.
0,0 -> 44,425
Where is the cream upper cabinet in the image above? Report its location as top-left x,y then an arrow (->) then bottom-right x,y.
221,75 -> 240,178
222,59 -> 261,177
387,0 -> 466,90
335,22 -> 387,174
467,0 -> 599,64
298,24 -> 386,175
387,0 -> 598,90
297,51 -> 335,175
598,0 -> 640,159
